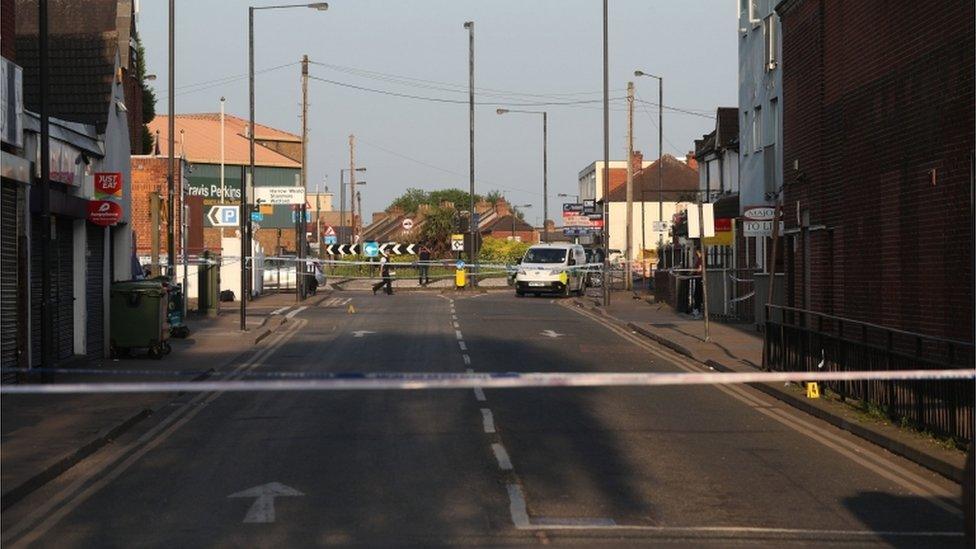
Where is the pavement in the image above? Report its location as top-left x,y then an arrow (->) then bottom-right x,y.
574,290 -> 969,482
1,289 -> 967,547
0,291 -> 324,511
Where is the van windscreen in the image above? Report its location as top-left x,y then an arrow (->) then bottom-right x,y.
523,248 -> 567,264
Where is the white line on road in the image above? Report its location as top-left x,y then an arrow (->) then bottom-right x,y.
491,443 -> 513,470
452,321 -> 460,329
473,387 -> 486,402
451,314 -> 458,320
455,330 -> 463,340
462,354 -> 471,365
269,306 -> 291,315
480,409 -> 496,433
458,341 -> 467,351
506,484 -> 531,529
285,306 -> 308,319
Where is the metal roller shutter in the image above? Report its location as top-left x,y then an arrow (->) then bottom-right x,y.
30,217 -> 41,367
56,220 -> 73,360
86,225 -> 104,358
1,183 -> 18,370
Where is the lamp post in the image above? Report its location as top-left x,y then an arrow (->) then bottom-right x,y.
463,21 -> 476,276
601,0 -> 609,306
339,167 -> 366,245
634,70 -> 664,251
244,1 -> 328,331
496,108 -> 548,243
512,204 -> 532,241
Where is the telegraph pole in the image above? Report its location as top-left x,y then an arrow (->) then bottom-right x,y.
349,136 -> 355,245
166,0 -> 175,276
38,0 -> 52,368
601,0 -> 610,306
298,54 -> 309,300
625,81 -> 634,291
464,21 -> 476,279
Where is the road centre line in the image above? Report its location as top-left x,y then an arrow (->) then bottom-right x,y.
491,443 -> 513,470
474,387 -> 486,401
462,354 -> 471,365
458,341 -> 467,351
563,303 -> 962,514
452,321 -> 460,329
455,330 -> 463,340
2,319 -> 308,547
480,409 -> 496,433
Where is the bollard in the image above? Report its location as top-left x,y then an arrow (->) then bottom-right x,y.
455,267 -> 466,289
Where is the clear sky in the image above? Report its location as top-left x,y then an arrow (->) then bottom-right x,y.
139,0 -> 737,224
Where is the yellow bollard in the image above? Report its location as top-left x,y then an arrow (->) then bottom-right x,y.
455,267 -> 466,289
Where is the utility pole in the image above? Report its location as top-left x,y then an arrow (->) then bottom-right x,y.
38,0 -> 52,368
150,193 -> 161,276
339,170 -> 345,245
542,111 -> 548,243
697,200 -> 710,342
220,96 -> 226,239
464,21 -> 476,281
243,6 -> 255,331
297,54 -> 309,300
625,81 -> 634,291
349,135 -> 356,245
166,0 -> 175,277
601,0 -> 610,306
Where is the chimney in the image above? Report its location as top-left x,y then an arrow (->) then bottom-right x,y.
631,150 -> 643,174
495,200 -> 510,217
685,151 -> 698,172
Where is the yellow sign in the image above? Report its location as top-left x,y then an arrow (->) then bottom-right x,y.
259,204 -> 274,215
703,231 -> 733,246
451,234 -> 465,252
805,382 -> 820,399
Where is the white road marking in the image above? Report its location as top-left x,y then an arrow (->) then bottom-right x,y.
452,321 -> 460,329
474,387 -> 486,401
285,306 -> 308,319
462,354 -> 471,365
480,409 -> 496,433
351,330 -> 375,338
491,443 -> 513,470
269,306 -> 291,315
540,329 -> 564,338
455,330 -> 463,340
341,297 -> 352,306
458,341 -> 467,351
1,319 -> 308,546
506,484 -> 531,528
451,314 -> 458,320
227,482 -> 304,523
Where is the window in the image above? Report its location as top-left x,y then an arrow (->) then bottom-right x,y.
742,110 -> 750,155
749,0 -> 761,25
763,14 -> 778,70
753,107 -> 762,153
522,248 -> 566,264
768,98 -> 778,146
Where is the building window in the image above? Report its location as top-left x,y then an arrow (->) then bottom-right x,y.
768,98 -> 778,146
749,0 -> 761,25
742,110 -> 750,155
763,14 -> 778,70
753,107 -> 762,153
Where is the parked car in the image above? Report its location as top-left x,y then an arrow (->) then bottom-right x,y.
515,243 -> 587,297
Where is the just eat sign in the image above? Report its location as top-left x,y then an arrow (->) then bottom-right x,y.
94,172 -> 122,197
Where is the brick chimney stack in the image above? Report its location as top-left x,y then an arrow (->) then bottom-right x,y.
631,150 -> 643,174
685,151 -> 698,171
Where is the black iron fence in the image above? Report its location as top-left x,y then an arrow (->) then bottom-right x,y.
764,305 -> 974,443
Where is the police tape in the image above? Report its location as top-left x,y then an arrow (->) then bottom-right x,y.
1,369 -> 971,395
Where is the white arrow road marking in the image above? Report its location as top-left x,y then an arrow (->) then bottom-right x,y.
228,482 -> 304,523
540,330 -> 564,338
352,330 -> 375,338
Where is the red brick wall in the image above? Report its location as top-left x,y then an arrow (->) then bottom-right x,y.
1,0 -> 15,60
779,0 -> 974,341
130,157 -> 181,258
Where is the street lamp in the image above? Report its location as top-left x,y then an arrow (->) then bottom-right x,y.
339,167 -> 366,245
463,21 -> 476,282
511,204 -> 532,241
634,69 -> 664,252
497,108 -> 549,243
244,2 -> 328,331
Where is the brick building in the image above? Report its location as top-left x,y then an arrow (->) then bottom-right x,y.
776,0 -> 974,342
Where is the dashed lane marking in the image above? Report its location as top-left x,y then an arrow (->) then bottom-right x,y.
473,387 -> 486,402
455,330 -> 463,340
480,409 -> 496,433
491,443 -> 513,470
458,341 -> 467,351
462,354 -> 471,365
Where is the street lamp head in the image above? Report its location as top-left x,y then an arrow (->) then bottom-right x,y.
145,74 -> 157,81
463,21 -> 473,29
355,167 -> 367,172
634,70 -> 645,77
496,108 -> 509,115
308,2 -> 328,10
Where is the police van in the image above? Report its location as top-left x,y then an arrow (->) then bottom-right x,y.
515,243 -> 587,297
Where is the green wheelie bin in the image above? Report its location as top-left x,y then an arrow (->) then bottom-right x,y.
110,280 -> 171,359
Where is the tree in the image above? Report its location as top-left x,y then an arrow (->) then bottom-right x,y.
429,188 -> 481,209
133,31 -> 156,155
484,190 -> 504,206
388,188 -> 429,213
417,206 -> 457,256
479,236 -> 529,264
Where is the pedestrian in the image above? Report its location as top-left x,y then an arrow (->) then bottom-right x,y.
372,253 -> 395,295
418,245 -> 431,286
692,248 -> 703,319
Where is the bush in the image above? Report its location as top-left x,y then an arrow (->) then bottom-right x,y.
478,237 -> 529,265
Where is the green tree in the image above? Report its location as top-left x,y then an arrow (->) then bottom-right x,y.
418,206 -> 457,256
133,31 -> 156,155
429,188 -> 480,208
388,188 -> 429,213
478,236 -> 529,264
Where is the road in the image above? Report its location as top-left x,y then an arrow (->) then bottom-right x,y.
1,290 -> 965,547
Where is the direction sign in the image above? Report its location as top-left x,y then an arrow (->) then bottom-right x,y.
652,220 -> 670,232
402,218 -> 414,231
254,187 -> 304,205
363,241 -> 380,257
451,234 -> 465,251
323,235 -> 337,245
207,205 -> 240,227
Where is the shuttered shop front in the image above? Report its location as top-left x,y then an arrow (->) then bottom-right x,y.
86,225 -> 105,358
1,182 -> 19,369
30,217 -> 74,366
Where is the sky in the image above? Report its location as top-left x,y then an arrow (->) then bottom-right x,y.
139,0 -> 737,225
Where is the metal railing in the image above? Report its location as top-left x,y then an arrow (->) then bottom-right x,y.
764,304 -> 975,443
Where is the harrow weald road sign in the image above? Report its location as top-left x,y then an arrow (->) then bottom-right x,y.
254,187 -> 305,205
208,205 -> 240,227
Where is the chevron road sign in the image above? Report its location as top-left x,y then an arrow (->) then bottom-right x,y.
323,243 -> 417,256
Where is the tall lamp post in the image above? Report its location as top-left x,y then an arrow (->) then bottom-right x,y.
244,1 -> 328,331
496,108 -> 548,243
463,21 -> 476,274
511,204 -> 532,241
634,70 -> 663,251
339,167 -> 366,245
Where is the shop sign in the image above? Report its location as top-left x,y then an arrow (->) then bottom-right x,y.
743,206 -> 777,221
94,172 -> 122,197
87,200 -> 122,226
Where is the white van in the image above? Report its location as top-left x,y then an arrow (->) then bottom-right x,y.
515,243 -> 587,297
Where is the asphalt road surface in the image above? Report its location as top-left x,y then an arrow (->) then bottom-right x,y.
1,290 -> 966,547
